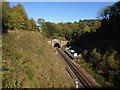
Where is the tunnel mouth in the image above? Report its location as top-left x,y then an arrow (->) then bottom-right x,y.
54,43 -> 60,48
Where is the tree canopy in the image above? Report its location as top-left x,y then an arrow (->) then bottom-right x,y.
41,20 -> 101,40
2,2 -> 38,33
37,18 -> 45,26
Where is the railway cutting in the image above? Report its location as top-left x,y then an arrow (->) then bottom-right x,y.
56,48 -> 100,88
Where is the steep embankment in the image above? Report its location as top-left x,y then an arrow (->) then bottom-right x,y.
70,32 -> 120,87
2,30 -> 74,88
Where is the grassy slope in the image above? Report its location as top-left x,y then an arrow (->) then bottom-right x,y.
2,30 -> 74,88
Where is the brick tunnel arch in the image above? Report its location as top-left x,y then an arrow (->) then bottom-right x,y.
54,43 -> 61,48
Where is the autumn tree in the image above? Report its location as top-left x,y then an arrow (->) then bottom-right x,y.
2,2 -> 37,32
28,18 -> 37,31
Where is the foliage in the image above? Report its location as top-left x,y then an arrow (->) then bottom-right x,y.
71,1 -> 120,87
2,1 -> 120,87
98,1 -> 120,41
2,30 -> 74,88
27,18 -> 37,31
2,2 -> 11,33
41,20 -> 100,40
37,18 -> 45,26
2,2 -> 38,33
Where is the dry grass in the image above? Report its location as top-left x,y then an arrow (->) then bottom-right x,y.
2,30 -> 74,88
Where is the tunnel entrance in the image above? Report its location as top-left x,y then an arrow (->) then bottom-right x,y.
54,43 -> 60,48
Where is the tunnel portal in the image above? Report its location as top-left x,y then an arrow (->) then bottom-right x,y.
54,43 -> 61,48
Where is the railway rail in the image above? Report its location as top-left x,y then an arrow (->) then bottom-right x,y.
56,48 -> 100,88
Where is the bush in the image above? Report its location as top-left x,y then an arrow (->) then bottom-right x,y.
2,30 -> 8,34
88,48 -> 101,69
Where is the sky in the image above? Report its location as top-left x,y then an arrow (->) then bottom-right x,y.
10,2 -> 115,23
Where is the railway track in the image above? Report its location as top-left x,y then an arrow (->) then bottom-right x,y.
56,48 -> 100,88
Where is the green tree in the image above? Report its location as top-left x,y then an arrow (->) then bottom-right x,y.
42,22 -> 56,38
11,3 -> 28,30
37,18 -> 45,26
97,5 -> 112,20
2,2 -> 38,32
2,3 -> 30,31
15,3 -> 28,30
2,2 -> 11,33
97,1 -> 120,40
28,18 -> 37,31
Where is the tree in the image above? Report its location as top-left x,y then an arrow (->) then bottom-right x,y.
15,3 -> 28,30
2,3 -> 28,31
97,5 -> 112,20
27,18 -> 37,31
2,2 -> 11,33
37,18 -> 45,26
2,2 -> 38,32
10,3 -> 29,30
42,22 -> 56,38
97,1 -> 120,40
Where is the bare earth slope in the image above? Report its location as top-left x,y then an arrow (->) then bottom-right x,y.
2,30 -> 74,88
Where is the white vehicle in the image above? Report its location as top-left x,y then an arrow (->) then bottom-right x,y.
68,49 -> 71,51
73,53 -> 78,58
70,50 -> 75,53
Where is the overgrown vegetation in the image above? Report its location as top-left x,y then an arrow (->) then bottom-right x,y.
77,48 -> 120,87
41,20 -> 101,40
70,1 -> 120,87
40,1 -> 120,87
2,1 -> 120,88
2,30 -> 74,88
2,2 -> 39,33
2,2 -> 74,88
75,58 -> 106,87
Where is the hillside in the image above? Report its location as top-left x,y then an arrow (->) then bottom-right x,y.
69,29 -> 120,87
2,30 -> 74,88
